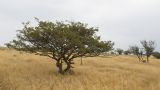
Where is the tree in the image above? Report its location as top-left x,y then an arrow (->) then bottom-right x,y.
124,50 -> 131,55
130,40 -> 155,63
6,19 -> 114,74
116,48 -> 123,55
141,40 -> 155,62
129,46 -> 143,62
152,52 -> 160,59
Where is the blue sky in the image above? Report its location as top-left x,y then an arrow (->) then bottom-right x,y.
0,0 -> 160,50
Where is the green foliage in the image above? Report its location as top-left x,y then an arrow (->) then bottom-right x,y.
129,46 -> 143,62
129,46 -> 140,56
116,48 -> 123,55
124,50 -> 131,55
87,41 -> 114,56
140,40 -> 155,62
152,52 -> 160,59
129,40 -> 155,63
6,19 -> 114,74
141,40 -> 155,57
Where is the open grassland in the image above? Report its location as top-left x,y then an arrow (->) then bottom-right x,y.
0,49 -> 160,90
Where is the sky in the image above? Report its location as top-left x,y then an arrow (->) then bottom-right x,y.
0,0 -> 160,51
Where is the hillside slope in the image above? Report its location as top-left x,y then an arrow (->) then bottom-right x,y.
0,49 -> 160,90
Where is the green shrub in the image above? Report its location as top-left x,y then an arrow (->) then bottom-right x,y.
152,52 -> 160,59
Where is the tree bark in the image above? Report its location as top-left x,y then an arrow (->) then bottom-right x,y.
146,56 -> 149,63
56,60 -> 63,74
80,56 -> 83,65
56,59 -> 73,74
64,60 -> 71,73
137,55 -> 142,62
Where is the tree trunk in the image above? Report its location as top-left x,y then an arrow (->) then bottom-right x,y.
56,60 -> 63,74
64,60 -> 71,73
137,55 -> 142,62
80,56 -> 83,65
56,59 -> 73,74
138,56 -> 141,62
147,56 -> 149,63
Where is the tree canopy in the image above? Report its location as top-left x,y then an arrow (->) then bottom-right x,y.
116,48 -> 123,55
6,19 -> 114,74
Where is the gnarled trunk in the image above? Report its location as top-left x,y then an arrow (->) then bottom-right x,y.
56,59 -> 73,74
56,60 -> 63,74
80,57 -> 83,65
64,61 -> 71,73
146,56 -> 149,63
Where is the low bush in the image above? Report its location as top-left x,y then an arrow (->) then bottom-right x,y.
152,52 -> 160,59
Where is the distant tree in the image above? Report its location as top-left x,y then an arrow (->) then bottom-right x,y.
124,50 -> 131,55
5,19 -> 114,74
141,40 -> 155,62
110,51 -> 115,55
152,52 -> 160,59
130,40 -> 155,63
129,46 -> 143,62
116,48 -> 123,55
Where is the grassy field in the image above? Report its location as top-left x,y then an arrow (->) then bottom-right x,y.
0,49 -> 160,90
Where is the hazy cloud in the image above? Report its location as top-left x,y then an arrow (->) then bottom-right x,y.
0,0 -> 160,50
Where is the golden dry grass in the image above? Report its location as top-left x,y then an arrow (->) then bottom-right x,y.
0,49 -> 160,90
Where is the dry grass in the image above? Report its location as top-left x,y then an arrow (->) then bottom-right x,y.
0,49 -> 160,90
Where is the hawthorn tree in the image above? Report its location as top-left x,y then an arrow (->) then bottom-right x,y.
6,20 -> 114,74
141,40 -> 155,62
129,46 -> 143,62
152,52 -> 160,59
116,48 -> 123,55
124,50 -> 131,55
130,40 -> 155,63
